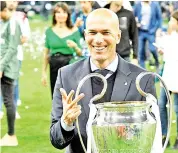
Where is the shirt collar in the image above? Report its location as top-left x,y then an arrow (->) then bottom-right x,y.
90,55 -> 118,72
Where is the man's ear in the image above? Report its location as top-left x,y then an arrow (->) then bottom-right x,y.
116,30 -> 121,44
116,38 -> 120,44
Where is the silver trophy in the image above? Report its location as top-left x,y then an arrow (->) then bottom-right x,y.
75,72 -> 172,153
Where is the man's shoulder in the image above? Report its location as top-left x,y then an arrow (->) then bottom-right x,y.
126,61 -> 151,81
121,8 -> 133,13
118,56 -> 146,78
129,62 -> 146,73
120,58 -> 146,75
117,8 -> 134,18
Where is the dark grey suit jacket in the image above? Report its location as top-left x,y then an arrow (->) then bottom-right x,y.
50,55 -> 156,153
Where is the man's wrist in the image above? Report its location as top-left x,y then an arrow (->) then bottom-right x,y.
61,115 -> 75,131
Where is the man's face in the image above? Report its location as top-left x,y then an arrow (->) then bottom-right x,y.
85,16 -> 120,63
80,1 -> 92,12
6,1 -> 18,11
0,8 -> 10,20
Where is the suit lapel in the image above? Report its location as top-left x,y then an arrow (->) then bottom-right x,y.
111,56 -> 132,101
76,58 -> 93,118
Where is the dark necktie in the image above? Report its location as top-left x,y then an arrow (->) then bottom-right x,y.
94,69 -> 109,77
92,69 -> 110,103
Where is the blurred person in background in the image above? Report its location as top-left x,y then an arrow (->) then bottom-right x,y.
156,10 -> 178,150
122,0 -> 133,11
5,0 -> 31,119
71,1 -> 100,59
105,0 -> 138,64
71,1 -> 100,38
92,1 -> 101,10
169,2 -> 178,15
40,1 -> 51,21
134,1 -> 162,70
167,2 -> 178,34
97,0 -> 133,11
41,2 -> 82,97
0,1 -> 22,146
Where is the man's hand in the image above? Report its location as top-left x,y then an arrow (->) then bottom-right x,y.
0,71 -> 3,78
60,88 -> 85,126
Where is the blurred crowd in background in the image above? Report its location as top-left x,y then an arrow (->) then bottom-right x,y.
16,1 -> 178,21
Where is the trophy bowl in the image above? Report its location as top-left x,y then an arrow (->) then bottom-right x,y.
92,101 -> 156,153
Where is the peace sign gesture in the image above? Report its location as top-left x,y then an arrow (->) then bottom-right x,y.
60,88 -> 85,126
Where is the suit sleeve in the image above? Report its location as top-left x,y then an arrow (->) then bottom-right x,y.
142,75 -> 157,100
50,69 -> 74,149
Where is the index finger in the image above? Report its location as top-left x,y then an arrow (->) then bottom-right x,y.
66,93 -> 85,111
60,88 -> 68,101
66,90 -> 74,104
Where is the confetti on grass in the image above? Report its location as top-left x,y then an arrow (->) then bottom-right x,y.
172,120 -> 176,124
34,68 -> 38,72
25,106 -> 29,109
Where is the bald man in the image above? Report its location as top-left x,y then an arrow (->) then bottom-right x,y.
50,8 -> 156,153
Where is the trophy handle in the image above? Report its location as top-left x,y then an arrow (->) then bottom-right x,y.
75,73 -> 108,153
136,72 -> 172,153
